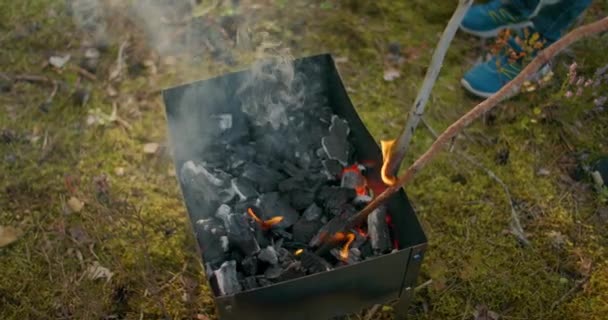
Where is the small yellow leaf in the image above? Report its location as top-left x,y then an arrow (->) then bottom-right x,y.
143,142 -> 160,154
0,226 -> 23,247
67,196 -> 85,213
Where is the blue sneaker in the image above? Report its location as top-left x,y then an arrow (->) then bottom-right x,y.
461,31 -> 551,98
460,0 -> 533,38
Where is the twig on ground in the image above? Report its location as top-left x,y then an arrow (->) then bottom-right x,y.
415,279 -> 433,291
550,274 -> 591,310
346,16 -> 608,230
70,65 -> 97,81
363,304 -> 381,320
385,0 -> 473,175
420,118 -> 529,245
109,40 -> 129,82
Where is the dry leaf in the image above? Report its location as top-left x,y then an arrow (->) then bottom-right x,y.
114,167 -> 125,176
49,54 -> 71,68
143,142 -> 160,154
85,261 -> 114,281
0,226 -> 23,247
67,196 -> 84,213
383,68 -> 401,81
474,305 -> 500,320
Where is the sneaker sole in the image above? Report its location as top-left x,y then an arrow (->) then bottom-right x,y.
461,64 -> 552,99
459,21 -> 533,38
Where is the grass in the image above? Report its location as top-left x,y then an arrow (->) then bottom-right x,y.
1,0 -> 608,319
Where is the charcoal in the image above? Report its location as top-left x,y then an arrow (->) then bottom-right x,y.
278,177 -> 305,192
289,190 -> 315,211
256,192 -> 299,228
351,230 -> 367,249
353,194 -> 373,206
277,261 -> 306,281
276,247 -> 294,265
302,203 -> 322,221
294,148 -> 312,169
317,187 -> 356,216
194,219 -> 227,265
282,161 -> 305,178
210,114 -> 233,132
204,262 -> 215,279
299,251 -> 332,273
328,116 -> 350,139
241,276 -> 259,290
322,159 -> 343,179
223,212 -> 261,256
257,277 -> 273,287
240,256 -> 258,276
271,228 -> 293,241
253,224 -> 271,248
321,134 -> 350,166
213,260 -> 242,296
181,160 -> 230,188
231,177 -> 258,201
218,187 -> 236,203
359,241 -> 373,258
367,206 -> 391,254
293,218 -> 323,244
258,246 -> 279,265
220,236 -> 230,252
264,265 -> 283,279
242,163 -> 284,193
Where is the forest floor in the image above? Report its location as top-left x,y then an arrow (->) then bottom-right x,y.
1,1 -> 608,319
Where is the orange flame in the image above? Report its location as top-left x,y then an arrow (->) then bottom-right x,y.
247,208 -> 284,230
332,232 -> 356,261
380,139 -> 398,186
341,164 -> 368,196
295,249 -> 304,256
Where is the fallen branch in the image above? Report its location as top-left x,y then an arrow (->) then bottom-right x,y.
348,16 -> 608,231
550,273 -> 591,310
385,0 -> 473,176
420,118 -> 529,245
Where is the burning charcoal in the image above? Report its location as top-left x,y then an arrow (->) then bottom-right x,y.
302,203 -> 322,221
353,194 -> 373,206
256,192 -> 299,228
351,230 -> 367,249
213,261 -> 242,296
309,215 -> 345,248
317,186 -> 356,216
367,206 -> 391,254
240,256 -> 258,276
194,219 -> 227,265
258,246 -> 279,265
289,190 -> 315,211
264,265 -> 283,280
341,166 -> 366,191
241,276 -> 259,290
242,163 -> 284,193
231,178 -> 258,201
330,247 -> 361,265
293,218 -> 323,244
299,251 -> 332,273
322,159 -> 343,179
321,134 -> 350,166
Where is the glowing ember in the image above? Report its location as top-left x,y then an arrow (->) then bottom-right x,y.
341,164 -> 368,196
295,249 -> 304,256
246,208 -> 284,230
355,227 -> 368,238
380,139 -> 398,186
332,232 -> 356,261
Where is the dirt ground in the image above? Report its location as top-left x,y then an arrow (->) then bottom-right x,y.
1,1 -> 608,319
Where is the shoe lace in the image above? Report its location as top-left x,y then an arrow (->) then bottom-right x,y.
488,7 -> 519,24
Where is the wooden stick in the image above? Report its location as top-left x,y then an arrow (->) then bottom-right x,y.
385,0 -> 473,176
350,16 -> 608,229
